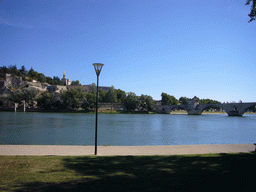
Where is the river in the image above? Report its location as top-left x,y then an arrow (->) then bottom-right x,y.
0,112 -> 255,146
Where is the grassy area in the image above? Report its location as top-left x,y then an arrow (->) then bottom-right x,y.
0,153 -> 255,191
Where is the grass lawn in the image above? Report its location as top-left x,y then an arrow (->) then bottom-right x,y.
0,153 -> 256,191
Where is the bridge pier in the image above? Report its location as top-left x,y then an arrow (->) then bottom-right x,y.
226,111 -> 242,116
187,111 -> 202,115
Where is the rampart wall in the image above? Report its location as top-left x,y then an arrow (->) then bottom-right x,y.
98,103 -> 125,110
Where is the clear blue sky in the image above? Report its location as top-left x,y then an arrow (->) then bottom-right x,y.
1,0 -> 255,102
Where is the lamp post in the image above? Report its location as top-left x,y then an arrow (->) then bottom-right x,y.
92,63 -> 104,155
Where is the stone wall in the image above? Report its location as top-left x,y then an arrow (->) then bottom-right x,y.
67,85 -> 91,93
98,103 -> 125,110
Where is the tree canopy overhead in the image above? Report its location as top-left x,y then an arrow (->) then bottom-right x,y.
246,0 -> 256,22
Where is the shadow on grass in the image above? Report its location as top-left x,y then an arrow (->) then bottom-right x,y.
15,153 -> 256,192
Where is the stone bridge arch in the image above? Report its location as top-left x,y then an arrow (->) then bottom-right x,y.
221,103 -> 256,116
198,104 -> 222,114
169,105 -> 187,113
154,105 -> 188,114
154,102 -> 256,116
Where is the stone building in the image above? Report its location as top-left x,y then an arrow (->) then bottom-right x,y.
61,71 -> 71,86
187,96 -> 200,109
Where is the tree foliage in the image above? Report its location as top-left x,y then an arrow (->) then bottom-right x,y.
0,65 -> 64,85
99,89 -> 107,102
23,87 -> 39,103
11,89 -> 24,104
52,76 -> 63,85
139,94 -> 154,111
61,88 -> 85,109
246,0 -> 256,22
37,73 -> 46,82
179,97 -> 190,105
105,86 -> 117,104
11,87 -> 39,104
83,92 -> 96,110
125,92 -> 139,111
116,89 -> 126,103
71,80 -> 81,86
161,93 -> 178,105
199,98 -> 221,105
37,92 -> 55,110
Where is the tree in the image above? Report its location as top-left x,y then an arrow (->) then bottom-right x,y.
52,100 -> 64,110
11,87 -> 39,106
161,93 -> 178,105
161,93 -> 169,105
52,76 -> 62,85
0,66 -> 8,79
105,86 -> 117,103
91,85 -> 97,95
246,0 -> 256,22
0,66 -> 9,75
28,67 -> 38,80
37,73 -> 46,82
179,97 -> 190,105
61,88 -> 85,109
19,65 -> 27,80
46,76 -> 53,84
71,80 -> 81,86
139,94 -> 154,111
11,89 -> 24,104
116,89 -> 126,103
99,89 -> 107,102
22,87 -> 39,104
19,65 -> 27,76
199,98 -> 221,104
125,92 -> 139,111
105,86 -> 117,110
84,92 -> 96,110
9,65 -> 21,76
37,92 -> 54,110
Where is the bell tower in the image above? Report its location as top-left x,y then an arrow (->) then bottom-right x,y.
61,71 -> 70,85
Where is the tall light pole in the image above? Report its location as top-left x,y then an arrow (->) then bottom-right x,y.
92,63 -> 104,155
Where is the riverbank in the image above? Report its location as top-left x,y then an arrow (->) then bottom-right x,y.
0,108 -> 156,114
1,107 -> 256,115
0,144 -> 254,156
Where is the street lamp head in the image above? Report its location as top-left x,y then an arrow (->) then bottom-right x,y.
93,63 -> 104,76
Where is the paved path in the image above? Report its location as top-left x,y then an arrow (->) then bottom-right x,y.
0,144 -> 255,156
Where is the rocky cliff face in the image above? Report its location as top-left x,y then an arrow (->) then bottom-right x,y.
1,74 -> 25,95
0,74 -> 50,94
1,74 -> 25,89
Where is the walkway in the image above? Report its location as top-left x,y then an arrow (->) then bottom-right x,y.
0,144 -> 254,156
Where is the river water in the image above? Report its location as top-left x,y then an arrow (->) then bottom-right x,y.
0,112 -> 255,146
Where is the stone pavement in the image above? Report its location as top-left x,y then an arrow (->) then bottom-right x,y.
0,144 -> 254,156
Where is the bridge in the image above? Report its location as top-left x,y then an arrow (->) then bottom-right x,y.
154,97 -> 256,116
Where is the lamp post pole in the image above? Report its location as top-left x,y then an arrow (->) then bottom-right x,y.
93,63 -> 104,155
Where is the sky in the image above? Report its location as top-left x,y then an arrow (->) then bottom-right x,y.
0,0 -> 255,102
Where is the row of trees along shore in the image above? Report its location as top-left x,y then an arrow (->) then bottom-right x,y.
0,65 -> 230,112
6,86 -> 155,112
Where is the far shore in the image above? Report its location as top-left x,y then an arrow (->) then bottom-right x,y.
1,108 -> 256,115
